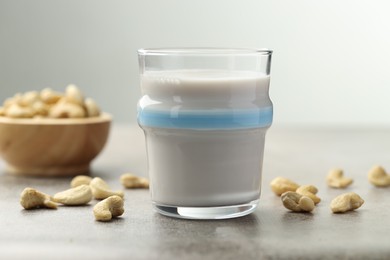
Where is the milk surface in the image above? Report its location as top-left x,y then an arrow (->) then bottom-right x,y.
138,70 -> 272,207
139,70 -> 272,112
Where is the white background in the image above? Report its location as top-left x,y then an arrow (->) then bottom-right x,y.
1,0 -> 389,126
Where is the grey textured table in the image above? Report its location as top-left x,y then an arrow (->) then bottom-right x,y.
1,125 -> 390,260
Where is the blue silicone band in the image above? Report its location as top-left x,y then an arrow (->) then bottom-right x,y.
137,107 -> 273,130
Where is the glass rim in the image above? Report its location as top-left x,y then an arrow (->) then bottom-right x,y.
138,48 -> 272,56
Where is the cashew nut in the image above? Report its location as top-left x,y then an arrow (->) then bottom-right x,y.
84,98 -> 100,117
3,93 -> 22,108
40,88 -> 63,104
326,168 -> 353,188
281,191 -> 315,212
20,91 -> 40,107
0,106 -> 5,116
93,195 -> 124,221
70,175 -> 93,188
330,192 -> 364,213
53,185 -> 93,206
49,100 -> 86,118
31,101 -> 50,116
2,86 -> 102,119
296,185 -> 321,204
65,84 -> 84,106
120,173 -> 149,189
20,188 -> 57,210
5,103 -> 34,118
368,165 -> 390,187
270,177 -> 299,196
90,177 -> 124,200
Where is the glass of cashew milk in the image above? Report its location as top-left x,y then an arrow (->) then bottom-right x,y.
137,48 -> 273,219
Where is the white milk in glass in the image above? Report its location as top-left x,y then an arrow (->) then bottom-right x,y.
138,70 -> 272,207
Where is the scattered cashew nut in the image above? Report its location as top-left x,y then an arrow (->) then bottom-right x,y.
281,191 -> 315,212
296,185 -> 321,204
20,188 -> 57,210
326,168 -> 353,188
120,173 -> 149,189
330,192 -> 364,213
90,177 -> 124,200
93,195 -> 124,221
368,165 -> 390,187
270,177 -> 299,196
53,185 -> 93,206
71,175 -> 93,188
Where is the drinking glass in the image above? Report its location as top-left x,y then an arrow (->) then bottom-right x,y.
137,48 -> 273,219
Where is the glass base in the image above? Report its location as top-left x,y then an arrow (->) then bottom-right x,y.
153,199 -> 259,220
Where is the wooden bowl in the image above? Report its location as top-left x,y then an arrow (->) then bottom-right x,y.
0,113 -> 111,177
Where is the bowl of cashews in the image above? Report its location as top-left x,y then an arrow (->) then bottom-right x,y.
0,84 -> 111,177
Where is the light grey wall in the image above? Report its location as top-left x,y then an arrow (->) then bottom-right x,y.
1,0 -> 390,126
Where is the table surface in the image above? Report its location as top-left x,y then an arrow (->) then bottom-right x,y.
1,125 -> 390,260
